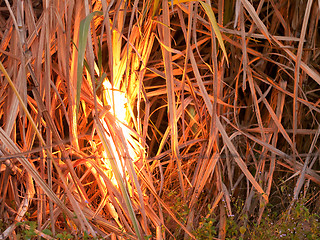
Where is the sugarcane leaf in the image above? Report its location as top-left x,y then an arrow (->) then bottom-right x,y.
76,11 -> 103,115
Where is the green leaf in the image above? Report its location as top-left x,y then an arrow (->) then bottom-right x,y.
83,231 -> 89,240
76,11 -> 103,115
29,221 -> 37,230
56,233 -> 63,239
42,229 -> 52,236
240,226 -> 246,234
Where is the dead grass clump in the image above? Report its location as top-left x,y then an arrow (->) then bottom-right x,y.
0,0 -> 320,239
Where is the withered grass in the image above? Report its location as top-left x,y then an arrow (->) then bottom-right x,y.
0,0 -> 320,239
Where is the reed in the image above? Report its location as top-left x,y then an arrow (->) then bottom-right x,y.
0,0 -> 320,239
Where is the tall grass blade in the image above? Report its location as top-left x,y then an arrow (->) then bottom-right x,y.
95,117 -> 143,240
76,11 -> 103,115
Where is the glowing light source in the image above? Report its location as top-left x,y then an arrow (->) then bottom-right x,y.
99,78 -> 138,185
102,80 -> 127,122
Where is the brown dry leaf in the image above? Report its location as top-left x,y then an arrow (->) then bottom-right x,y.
241,0 -> 271,42
216,116 -> 268,201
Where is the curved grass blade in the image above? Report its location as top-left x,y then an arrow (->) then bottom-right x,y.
169,0 -> 228,64
199,1 -> 229,64
76,11 -> 103,115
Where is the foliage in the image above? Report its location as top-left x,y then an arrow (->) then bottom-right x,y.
250,201 -> 320,239
55,231 -> 74,240
193,198 -> 320,239
16,221 -> 37,240
194,215 -> 217,239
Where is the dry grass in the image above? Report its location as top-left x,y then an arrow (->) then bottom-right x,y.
0,0 -> 320,239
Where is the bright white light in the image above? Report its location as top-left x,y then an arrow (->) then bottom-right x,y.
102,80 -> 127,122
100,79 -> 138,184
